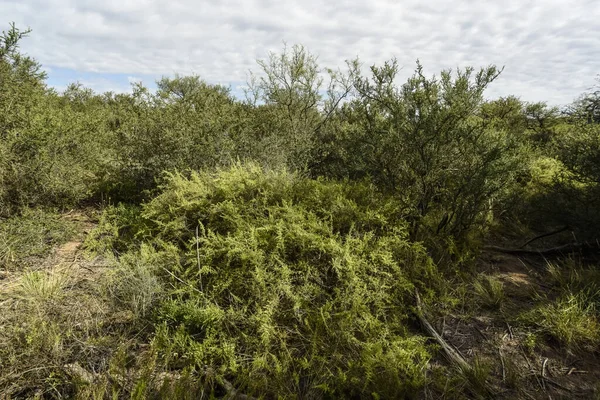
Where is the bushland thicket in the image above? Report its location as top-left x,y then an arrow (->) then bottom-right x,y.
2,23 -> 600,398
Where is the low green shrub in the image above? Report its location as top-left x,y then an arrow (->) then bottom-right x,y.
96,164 -> 442,398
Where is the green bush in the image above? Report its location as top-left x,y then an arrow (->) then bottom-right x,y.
315,61 -> 526,246
96,164 -> 440,398
0,25 -> 111,214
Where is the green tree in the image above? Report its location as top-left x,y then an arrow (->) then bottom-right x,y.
320,60 -> 525,241
246,44 -> 357,170
102,76 -> 245,200
566,75 -> 600,124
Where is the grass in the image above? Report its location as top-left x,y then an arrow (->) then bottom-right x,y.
102,245 -> 164,319
473,274 -> 505,310
522,293 -> 600,350
14,269 -> 70,303
517,258 -> 600,351
546,258 -> 600,296
0,222 -> 157,398
0,208 -> 74,270
463,354 -> 492,398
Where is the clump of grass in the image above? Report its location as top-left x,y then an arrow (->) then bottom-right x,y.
547,258 -> 600,297
15,270 -> 69,303
473,275 -> 505,309
0,208 -> 74,270
463,355 -> 492,398
103,243 -> 165,319
522,293 -> 600,350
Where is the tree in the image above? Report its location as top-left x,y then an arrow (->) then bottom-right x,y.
320,60 -> 524,241
565,75 -> 600,124
246,44 -> 358,170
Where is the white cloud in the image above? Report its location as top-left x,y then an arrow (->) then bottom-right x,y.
2,0 -> 599,104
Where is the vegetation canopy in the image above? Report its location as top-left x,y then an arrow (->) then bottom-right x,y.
2,23 -> 600,399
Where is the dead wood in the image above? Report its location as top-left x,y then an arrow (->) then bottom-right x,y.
519,225 -> 570,248
415,290 -> 470,371
484,240 -> 600,257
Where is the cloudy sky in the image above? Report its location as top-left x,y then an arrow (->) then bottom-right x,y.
2,0 -> 599,105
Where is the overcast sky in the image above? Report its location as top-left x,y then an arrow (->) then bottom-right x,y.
2,0 -> 599,105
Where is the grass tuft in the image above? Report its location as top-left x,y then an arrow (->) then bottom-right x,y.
522,293 -> 600,350
473,274 -> 505,310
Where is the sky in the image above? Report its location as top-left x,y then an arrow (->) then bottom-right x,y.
2,0 -> 599,105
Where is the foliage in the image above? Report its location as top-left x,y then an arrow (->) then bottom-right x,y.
0,24 -> 109,214
84,203 -> 145,256
520,112 -> 600,239
246,44 -> 358,170
316,60 -> 526,246
566,75 -> 600,124
102,77 -> 245,200
99,164 -> 438,398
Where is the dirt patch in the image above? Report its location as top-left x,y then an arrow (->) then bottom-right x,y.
2,210 -> 108,294
429,250 -> 600,399
56,241 -> 81,257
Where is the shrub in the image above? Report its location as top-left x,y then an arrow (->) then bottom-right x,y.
316,61 -> 527,250
99,164 -> 440,398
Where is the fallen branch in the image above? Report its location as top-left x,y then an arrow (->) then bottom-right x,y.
519,226 -> 570,249
541,358 -> 548,378
414,291 -> 496,396
415,290 -> 470,372
484,240 -> 600,257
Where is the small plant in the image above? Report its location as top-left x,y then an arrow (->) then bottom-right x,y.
15,270 -> 69,304
473,275 -> 505,309
462,354 -> 492,398
523,332 -> 538,354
